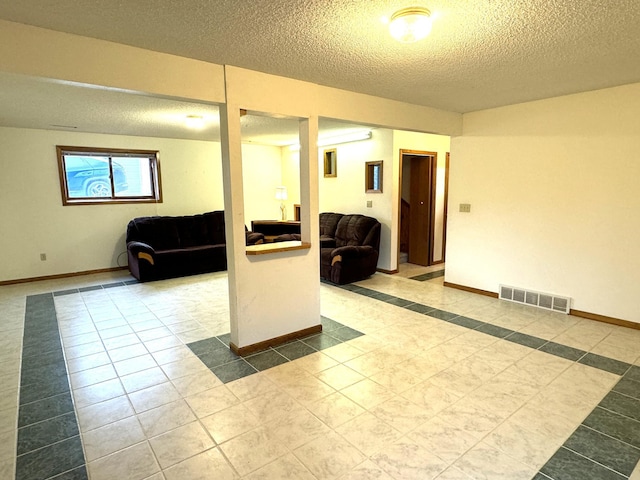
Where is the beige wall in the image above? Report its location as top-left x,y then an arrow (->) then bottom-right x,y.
448,83 -> 640,324
0,126 -> 287,283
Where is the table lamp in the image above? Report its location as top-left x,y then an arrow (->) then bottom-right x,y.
275,186 -> 288,221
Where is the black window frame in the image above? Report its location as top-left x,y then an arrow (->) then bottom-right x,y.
56,145 -> 162,205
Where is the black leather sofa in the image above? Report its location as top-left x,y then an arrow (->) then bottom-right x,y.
126,211 -> 263,282
319,213 -> 381,285
276,212 -> 381,284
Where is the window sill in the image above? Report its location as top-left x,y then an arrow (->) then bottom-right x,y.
62,198 -> 161,206
246,241 -> 311,256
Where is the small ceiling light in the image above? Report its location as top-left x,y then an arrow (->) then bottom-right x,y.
289,130 -> 372,151
389,6 -> 432,43
318,130 -> 372,147
185,115 -> 205,129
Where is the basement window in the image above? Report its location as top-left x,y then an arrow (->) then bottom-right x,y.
57,146 -> 162,205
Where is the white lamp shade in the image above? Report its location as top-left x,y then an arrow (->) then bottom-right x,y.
275,186 -> 288,200
389,7 -> 432,43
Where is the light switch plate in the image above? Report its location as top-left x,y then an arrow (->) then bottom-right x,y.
459,203 -> 471,213
367,201 -> 373,208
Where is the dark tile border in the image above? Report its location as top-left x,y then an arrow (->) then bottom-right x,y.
563,425 -> 640,477
17,294 -> 87,480
540,446 -> 627,480
539,367 -> 640,479
580,353 -> 632,376
52,280 -> 136,297
186,316 -> 363,384
409,269 -> 445,282
334,283 -> 633,377
539,342 -> 587,362
274,341 -> 317,361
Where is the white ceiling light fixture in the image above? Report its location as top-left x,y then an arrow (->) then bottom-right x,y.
184,114 -> 205,129
289,130 -> 372,151
389,6 -> 432,43
318,130 -> 372,147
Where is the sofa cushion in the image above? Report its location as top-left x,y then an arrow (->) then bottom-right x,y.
319,213 -> 343,237
334,215 -> 379,248
203,211 -> 226,245
129,216 -> 180,250
155,244 -> 227,275
175,214 -> 210,248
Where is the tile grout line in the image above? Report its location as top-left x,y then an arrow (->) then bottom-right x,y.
560,444 -> 632,478
578,424 -> 640,454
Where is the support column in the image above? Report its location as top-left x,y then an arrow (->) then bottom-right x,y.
220,68 -> 321,355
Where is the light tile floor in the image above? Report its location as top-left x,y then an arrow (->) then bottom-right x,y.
2,267 -> 640,479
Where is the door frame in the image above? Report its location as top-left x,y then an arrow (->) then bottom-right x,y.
398,149 -> 438,267
433,152 -> 450,265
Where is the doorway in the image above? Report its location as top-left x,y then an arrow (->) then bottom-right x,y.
399,149 -> 449,268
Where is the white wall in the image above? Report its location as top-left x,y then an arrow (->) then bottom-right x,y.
281,129 -> 396,270
281,146 -> 301,215
281,129 -> 451,271
448,82 -> 640,324
241,144 -> 284,225
0,126 -> 280,283
319,130 -> 395,269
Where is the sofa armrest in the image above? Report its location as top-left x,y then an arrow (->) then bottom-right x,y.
331,245 -> 375,264
246,231 -> 265,245
127,241 -> 156,265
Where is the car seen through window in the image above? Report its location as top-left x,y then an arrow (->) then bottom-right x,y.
57,146 -> 161,205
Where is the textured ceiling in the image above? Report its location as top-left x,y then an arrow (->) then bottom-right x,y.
0,72 -> 373,144
1,1 -> 640,142
1,0 -> 640,114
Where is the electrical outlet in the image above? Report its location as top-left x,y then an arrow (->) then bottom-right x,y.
367,200 -> 373,208
459,203 -> 471,213
40,253 -> 47,261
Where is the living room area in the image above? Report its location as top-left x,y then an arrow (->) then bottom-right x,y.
3,13 -> 640,480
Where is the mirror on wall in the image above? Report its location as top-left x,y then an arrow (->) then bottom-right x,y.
323,148 -> 337,177
365,160 -> 383,193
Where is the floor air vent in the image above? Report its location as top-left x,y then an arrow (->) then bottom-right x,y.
499,285 -> 571,314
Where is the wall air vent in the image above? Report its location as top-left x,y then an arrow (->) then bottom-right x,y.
499,285 -> 571,314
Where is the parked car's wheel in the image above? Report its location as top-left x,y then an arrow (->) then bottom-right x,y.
85,180 -> 111,197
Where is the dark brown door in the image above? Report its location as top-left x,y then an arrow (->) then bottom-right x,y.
408,155 -> 429,265
401,150 -> 438,266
